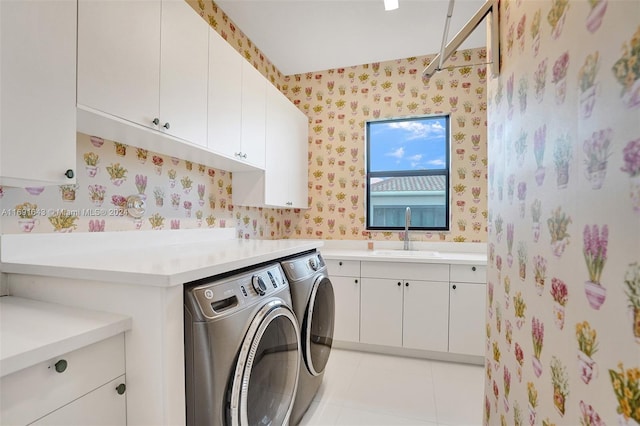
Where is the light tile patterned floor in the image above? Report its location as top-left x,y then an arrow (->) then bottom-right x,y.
299,349 -> 484,426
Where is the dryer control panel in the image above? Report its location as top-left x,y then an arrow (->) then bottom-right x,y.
184,264 -> 289,321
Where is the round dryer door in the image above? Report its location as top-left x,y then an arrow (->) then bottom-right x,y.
303,275 -> 335,376
228,299 -> 301,426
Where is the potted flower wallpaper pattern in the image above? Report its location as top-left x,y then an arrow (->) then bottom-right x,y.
0,0 -> 489,244
188,0 -> 488,243
485,0 -> 640,425
0,133 -> 285,238
276,47 -> 488,241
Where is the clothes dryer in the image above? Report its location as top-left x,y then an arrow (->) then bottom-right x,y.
184,263 -> 301,426
280,251 -> 335,425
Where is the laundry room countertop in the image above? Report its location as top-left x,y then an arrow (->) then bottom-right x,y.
0,229 -> 322,287
0,296 -> 131,377
320,240 -> 487,265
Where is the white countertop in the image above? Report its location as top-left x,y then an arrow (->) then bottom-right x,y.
321,248 -> 487,264
320,240 -> 487,265
1,229 -> 323,287
0,296 -> 132,377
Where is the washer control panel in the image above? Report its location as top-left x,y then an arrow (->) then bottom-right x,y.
281,251 -> 327,282
186,263 -> 288,320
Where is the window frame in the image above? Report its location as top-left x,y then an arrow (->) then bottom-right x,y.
365,114 -> 451,232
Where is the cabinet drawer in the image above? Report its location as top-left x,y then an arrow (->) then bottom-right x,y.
32,375 -> 127,426
1,334 -> 125,425
325,259 -> 360,277
361,261 -> 449,282
450,264 -> 487,283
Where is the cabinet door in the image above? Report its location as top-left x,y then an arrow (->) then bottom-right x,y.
240,62 -> 266,168
264,84 -> 290,207
0,335 -> 125,425
31,376 -> 127,426
285,97 -> 309,208
264,84 -> 308,208
77,0 -> 161,128
402,280 -> 449,352
360,278 -> 402,347
159,0 -> 208,146
0,0 -> 77,187
331,276 -> 360,343
208,29 -> 242,158
448,282 -> 487,356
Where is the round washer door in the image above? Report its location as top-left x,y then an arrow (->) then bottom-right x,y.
303,275 -> 335,376
229,299 -> 301,426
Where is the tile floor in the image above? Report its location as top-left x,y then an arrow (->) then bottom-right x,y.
299,349 -> 485,426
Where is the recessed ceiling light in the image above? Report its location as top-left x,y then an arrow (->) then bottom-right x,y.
384,0 -> 399,11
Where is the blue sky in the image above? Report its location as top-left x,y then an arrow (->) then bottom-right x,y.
368,116 -> 448,172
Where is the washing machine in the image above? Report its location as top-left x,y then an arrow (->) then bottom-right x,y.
184,263 -> 301,426
280,250 -> 335,425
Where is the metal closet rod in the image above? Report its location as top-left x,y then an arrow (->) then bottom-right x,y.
427,61 -> 494,72
424,0 -> 499,78
437,0 -> 456,72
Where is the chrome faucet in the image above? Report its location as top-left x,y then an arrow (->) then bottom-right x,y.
403,207 -> 411,250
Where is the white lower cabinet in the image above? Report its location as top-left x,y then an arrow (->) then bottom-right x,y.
360,278 -> 403,347
360,261 -> 449,352
327,258 -> 486,359
326,259 -> 361,343
32,376 -> 126,426
403,280 -> 450,352
448,264 -> 487,357
0,334 -> 126,426
331,275 -> 361,343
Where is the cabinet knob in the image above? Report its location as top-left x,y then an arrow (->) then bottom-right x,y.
152,118 -> 160,126
338,261 -> 343,266
64,169 -> 74,179
472,266 -> 477,272
163,122 -> 170,130
354,279 -> 358,284
452,284 -> 457,290
54,359 -> 67,373
405,282 -> 409,287
397,282 -> 401,286
115,383 -> 126,395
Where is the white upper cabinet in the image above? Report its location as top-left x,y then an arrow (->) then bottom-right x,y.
240,62 -> 266,168
77,0 -> 161,129
77,0 -> 208,146
0,0 -> 77,187
208,30 -> 242,160
264,83 -> 308,208
208,30 -> 265,169
159,0 -> 208,146
232,83 -> 309,209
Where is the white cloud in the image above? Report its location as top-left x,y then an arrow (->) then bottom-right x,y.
385,147 -> 404,159
428,158 -> 446,167
385,120 -> 445,140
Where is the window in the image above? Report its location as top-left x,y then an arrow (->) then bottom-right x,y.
365,115 -> 450,231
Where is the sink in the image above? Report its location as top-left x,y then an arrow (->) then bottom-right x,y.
371,249 -> 441,258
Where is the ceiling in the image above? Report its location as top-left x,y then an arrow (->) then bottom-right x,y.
215,0 -> 488,75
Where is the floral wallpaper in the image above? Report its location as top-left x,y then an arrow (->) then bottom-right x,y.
188,0 -> 488,243
0,0 -> 489,243
0,133 -> 283,238
485,0 -> 640,425
277,48 -> 488,242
